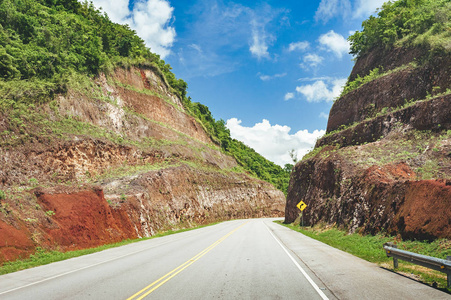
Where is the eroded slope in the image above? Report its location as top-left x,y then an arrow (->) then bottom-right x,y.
0,67 -> 285,263
285,46 -> 451,240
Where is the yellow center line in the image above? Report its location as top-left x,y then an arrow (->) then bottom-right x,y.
127,221 -> 248,300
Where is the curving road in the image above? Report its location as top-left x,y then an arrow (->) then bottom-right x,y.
0,219 -> 449,299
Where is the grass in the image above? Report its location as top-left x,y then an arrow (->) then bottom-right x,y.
345,129 -> 450,179
340,63 -> 416,98
0,221 -> 220,275
277,221 -> 451,293
92,161 -> 176,182
323,89 -> 451,145
112,79 -> 183,113
310,126 -> 450,181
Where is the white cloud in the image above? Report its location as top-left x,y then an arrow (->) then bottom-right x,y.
314,0 -> 386,23
288,41 -> 310,52
248,4 -> 287,60
189,44 -> 203,53
226,118 -> 325,166
354,0 -> 386,18
90,0 -> 175,58
249,20 -> 271,59
129,0 -> 175,58
319,112 -> 329,119
259,73 -> 287,81
298,76 -> 333,82
176,2 -> 249,78
318,30 -> 350,58
178,47 -> 238,77
284,92 -> 294,101
91,0 -> 130,22
302,53 -> 324,69
177,2 -> 286,76
315,0 -> 351,23
296,78 -> 347,102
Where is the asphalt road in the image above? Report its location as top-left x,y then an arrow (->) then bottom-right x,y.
0,219 -> 449,299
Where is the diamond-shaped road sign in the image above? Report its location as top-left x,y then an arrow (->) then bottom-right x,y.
296,200 -> 307,211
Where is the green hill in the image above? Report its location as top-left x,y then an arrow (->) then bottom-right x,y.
0,0 -> 289,193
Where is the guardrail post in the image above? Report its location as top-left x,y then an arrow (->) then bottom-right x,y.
385,242 -> 399,269
383,243 -> 451,288
392,244 -> 398,269
447,256 -> 451,288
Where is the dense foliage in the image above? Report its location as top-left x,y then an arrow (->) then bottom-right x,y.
0,0 -> 289,192
0,0 -> 187,102
349,0 -> 451,57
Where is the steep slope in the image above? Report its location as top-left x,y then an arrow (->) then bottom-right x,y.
0,65 -> 285,263
0,1 -> 286,263
285,0 -> 451,241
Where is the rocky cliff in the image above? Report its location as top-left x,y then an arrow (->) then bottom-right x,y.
0,66 -> 285,263
285,45 -> 451,241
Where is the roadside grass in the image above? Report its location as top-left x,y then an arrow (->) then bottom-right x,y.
0,222 -> 219,275
276,221 -> 451,293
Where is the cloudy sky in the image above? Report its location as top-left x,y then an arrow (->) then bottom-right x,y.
89,0 -> 387,166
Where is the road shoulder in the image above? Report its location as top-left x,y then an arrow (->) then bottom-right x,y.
266,220 -> 450,300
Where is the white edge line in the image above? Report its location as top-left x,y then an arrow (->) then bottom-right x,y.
265,224 -> 329,300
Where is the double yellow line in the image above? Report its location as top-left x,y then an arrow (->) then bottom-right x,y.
127,222 -> 248,300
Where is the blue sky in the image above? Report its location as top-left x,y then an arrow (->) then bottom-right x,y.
90,0 -> 387,166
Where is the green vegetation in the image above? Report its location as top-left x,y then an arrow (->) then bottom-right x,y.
351,128 -> 450,174
303,128 -> 450,181
341,67 -> 382,96
0,0 -> 289,193
340,63 -> 417,97
278,221 -> 451,292
0,222 -> 220,275
183,102 -> 290,192
93,161 -> 176,183
0,0 -> 187,103
322,88 -> 451,147
349,0 -> 451,57
45,210 -> 55,216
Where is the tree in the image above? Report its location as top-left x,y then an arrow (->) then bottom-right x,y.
284,164 -> 293,173
289,149 -> 298,164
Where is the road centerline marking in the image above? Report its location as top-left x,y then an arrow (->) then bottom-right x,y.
0,225 -> 213,296
127,221 -> 248,300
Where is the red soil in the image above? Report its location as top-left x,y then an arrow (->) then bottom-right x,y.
393,180 -> 451,240
365,162 -> 416,184
0,221 -> 35,262
37,189 -> 138,251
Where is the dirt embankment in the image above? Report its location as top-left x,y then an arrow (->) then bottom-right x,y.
285,157 -> 450,240
285,46 -> 451,240
317,95 -> 451,148
0,66 -> 285,263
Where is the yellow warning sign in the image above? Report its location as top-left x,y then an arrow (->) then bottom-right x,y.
296,200 -> 307,212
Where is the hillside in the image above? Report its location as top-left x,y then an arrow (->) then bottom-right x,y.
0,0 -> 287,263
285,0 -> 451,241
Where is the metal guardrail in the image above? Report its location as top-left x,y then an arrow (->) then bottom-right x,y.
383,242 -> 451,288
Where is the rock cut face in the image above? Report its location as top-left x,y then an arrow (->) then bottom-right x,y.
285,46 -> 451,240
0,66 -> 286,263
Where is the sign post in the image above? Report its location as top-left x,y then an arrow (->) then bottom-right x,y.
296,200 -> 307,227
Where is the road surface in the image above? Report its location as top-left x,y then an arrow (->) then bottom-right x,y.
0,219 -> 449,299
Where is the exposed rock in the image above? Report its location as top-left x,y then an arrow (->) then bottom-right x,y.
0,66 -> 285,263
285,46 -> 451,240
328,52 -> 451,132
